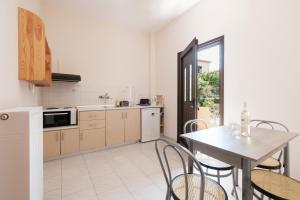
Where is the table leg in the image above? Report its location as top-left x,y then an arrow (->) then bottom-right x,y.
242,158 -> 253,200
284,143 -> 290,176
235,167 -> 239,186
187,140 -> 194,173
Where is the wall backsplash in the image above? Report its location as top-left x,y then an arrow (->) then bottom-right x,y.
41,82 -> 146,107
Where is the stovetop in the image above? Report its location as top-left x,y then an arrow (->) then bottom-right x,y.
44,106 -> 76,111
45,106 -> 74,110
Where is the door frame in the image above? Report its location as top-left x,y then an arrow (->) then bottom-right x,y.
177,36 -> 225,143
198,36 -> 225,125
177,38 -> 198,143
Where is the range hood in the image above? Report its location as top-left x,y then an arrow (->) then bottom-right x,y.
52,73 -> 81,82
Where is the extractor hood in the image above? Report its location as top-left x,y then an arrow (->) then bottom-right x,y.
52,73 -> 81,82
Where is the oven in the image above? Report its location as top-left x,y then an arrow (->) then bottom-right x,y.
43,108 -> 77,128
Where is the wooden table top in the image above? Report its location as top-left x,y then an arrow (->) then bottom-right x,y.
181,126 -> 298,162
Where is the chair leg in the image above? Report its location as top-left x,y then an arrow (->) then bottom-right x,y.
165,187 -> 171,200
231,169 -> 239,200
217,170 -> 220,184
260,192 -> 264,200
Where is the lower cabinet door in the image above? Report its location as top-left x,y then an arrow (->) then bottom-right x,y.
61,128 -> 79,155
125,109 -> 141,143
80,128 -> 106,151
106,110 -> 125,146
44,130 -> 61,160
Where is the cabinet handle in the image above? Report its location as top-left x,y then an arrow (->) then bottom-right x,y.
89,123 -> 96,127
56,133 -> 59,142
125,112 -> 127,119
121,112 -> 124,119
61,133 -> 64,141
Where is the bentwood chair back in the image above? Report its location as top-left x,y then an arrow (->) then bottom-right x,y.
251,120 -> 289,172
155,139 -> 228,200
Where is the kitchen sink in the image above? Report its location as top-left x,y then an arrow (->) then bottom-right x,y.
77,105 -> 115,109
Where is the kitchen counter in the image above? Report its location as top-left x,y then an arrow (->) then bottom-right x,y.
76,105 -> 163,111
44,125 -> 79,132
43,105 -> 163,132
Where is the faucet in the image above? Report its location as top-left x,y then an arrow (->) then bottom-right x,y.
99,93 -> 111,104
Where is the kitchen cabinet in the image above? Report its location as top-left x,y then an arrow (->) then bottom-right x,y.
106,110 -> 125,146
80,120 -> 105,130
80,111 -> 105,121
125,109 -> 141,143
79,111 -> 106,151
79,129 -> 106,151
18,7 -> 52,86
44,128 -> 79,160
106,109 -> 141,146
61,129 -> 79,155
44,130 -> 60,160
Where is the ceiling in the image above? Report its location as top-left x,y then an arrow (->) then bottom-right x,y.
42,0 -> 201,32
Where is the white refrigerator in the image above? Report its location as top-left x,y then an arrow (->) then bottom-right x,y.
0,107 -> 43,200
141,108 -> 160,142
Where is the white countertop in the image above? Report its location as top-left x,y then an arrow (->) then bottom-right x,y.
44,125 -> 79,132
76,105 -> 163,111
43,105 -> 163,131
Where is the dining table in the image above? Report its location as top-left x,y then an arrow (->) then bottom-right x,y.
181,126 -> 298,200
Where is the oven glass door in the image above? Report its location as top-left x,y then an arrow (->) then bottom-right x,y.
43,111 -> 71,128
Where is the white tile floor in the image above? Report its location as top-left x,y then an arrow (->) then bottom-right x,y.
44,141 -> 242,200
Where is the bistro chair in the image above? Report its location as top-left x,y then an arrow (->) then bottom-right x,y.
251,169 -> 300,200
155,139 -> 227,200
250,120 -> 289,173
183,119 -> 239,199
250,120 -> 290,199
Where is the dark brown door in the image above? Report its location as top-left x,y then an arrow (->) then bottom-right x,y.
177,38 -> 198,144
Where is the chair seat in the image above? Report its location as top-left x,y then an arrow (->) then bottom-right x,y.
257,157 -> 281,169
172,174 -> 227,200
251,170 -> 300,200
196,153 -> 233,171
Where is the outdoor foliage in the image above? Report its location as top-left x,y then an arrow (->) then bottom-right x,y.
197,71 -> 220,109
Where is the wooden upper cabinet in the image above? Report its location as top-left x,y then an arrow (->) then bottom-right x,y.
42,38 -> 52,87
18,7 -> 52,87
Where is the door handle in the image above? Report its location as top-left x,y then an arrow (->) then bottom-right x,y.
190,99 -> 195,109
61,133 -> 64,141
55,133 -> 59,142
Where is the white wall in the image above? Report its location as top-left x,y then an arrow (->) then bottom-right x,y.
0,0 -> 43,109
41,2 -> 151,107
154,0 -> 300,179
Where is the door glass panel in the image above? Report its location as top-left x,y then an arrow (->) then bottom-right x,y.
184,67 -> 187,102
189,64 -> 192,101
197,44 -> 221,127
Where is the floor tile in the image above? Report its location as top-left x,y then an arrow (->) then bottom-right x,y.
62,175 -> 94,197
44,141 -> 241,200
62,189 -> 98,200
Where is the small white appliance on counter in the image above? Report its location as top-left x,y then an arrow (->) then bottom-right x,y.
141,108 -> 160,142
0,107 -> 43,200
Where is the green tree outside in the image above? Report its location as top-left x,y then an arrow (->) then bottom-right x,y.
197,71 -> 220,116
